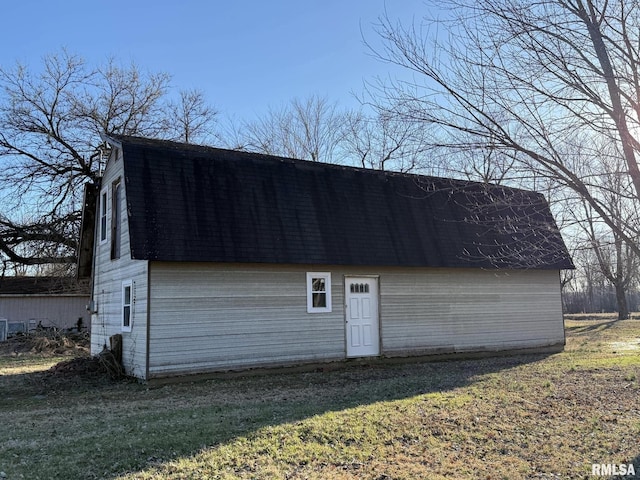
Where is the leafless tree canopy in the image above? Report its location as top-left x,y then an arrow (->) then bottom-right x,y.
363,0 -> 640,315
225,93 -> 436,174
369,0 -> 640,249
0,50 -> 217,273
230,94 -> 348,163
342,110 -> 432,172
163,89 -> 219,144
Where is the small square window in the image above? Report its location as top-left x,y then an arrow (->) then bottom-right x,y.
306,272 -> 331,313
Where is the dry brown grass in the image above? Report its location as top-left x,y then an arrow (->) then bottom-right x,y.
0,330 -> 90,357
1,317 -> 639,479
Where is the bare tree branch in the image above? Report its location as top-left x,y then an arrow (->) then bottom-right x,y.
0,50 -> 218,271
368,0 -> 640,261
234,94 -> 348,163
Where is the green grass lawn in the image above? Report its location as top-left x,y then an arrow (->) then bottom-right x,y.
1,317 -> 639,479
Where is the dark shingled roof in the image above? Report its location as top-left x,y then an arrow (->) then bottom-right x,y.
0,276 -> 90,295
108,135 -> 573,270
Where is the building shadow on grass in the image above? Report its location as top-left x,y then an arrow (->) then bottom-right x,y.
116,353 -> 553,479
2,352 -> 555,479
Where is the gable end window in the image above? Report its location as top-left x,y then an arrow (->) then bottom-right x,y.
122,280 -> 133,332
306,272 -> 331,313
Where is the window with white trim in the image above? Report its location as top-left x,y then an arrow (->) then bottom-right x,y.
306,272 -> 331,313
122,280 -> 132,332
99,190 -> 108,244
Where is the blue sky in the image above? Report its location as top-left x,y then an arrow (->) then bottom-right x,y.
0,1 -> 428,121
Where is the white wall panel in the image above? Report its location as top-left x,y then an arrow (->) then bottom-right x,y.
146,263 -> 564,378
0,295 -> 89,330
147,263 -> 345,377
90,149 -> 149,379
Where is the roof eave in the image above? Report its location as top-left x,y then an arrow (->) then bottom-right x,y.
100,133 -> 122,150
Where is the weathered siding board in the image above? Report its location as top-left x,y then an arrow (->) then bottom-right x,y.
90,148 -> 149,379
0,295 -> 89,330
145,263 -> 563,378
148,263 -> 345,377
380,268 -> 564,355
91,264 -> 148,377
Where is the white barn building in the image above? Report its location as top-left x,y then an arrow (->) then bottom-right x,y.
78,135 -> 573,380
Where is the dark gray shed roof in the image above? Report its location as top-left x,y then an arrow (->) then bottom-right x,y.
0,276 -> 90,295
108,135 -> 573,270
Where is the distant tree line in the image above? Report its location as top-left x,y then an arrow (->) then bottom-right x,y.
563,287 -> 640,315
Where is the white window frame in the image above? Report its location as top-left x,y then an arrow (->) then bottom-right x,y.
122,280 -> 132,332
306,272 -> 332,313
99,189 -> 108,244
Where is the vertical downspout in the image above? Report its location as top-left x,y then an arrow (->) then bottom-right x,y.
90,187 -> 99,348
559,270 -> 566,347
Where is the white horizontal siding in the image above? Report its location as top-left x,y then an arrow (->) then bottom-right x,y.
146,263 -> 564,378
148,263 -> 345,377
380,268 -> 564,355
91,148 -> 149,379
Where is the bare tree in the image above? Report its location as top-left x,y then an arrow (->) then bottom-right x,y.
570,151 -> 640,318
164,88 -> 218,144
0,50 -> 218,272
231,94 -> 436,173
368,0 -> 640,260
582,214 -> 639,319
342,109 -> 431,172
235,94 -> 348,163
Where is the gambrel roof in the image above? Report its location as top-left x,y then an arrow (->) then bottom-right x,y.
102,135 -> 573,270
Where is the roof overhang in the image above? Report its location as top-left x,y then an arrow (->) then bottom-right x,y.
100,133 -> 122,150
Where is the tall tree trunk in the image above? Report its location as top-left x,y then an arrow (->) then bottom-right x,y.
615,283 -> 630,320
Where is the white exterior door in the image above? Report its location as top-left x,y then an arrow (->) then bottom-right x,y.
345,277 -> 380,357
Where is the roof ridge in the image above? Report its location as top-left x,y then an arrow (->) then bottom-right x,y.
104,134 -> 538,196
